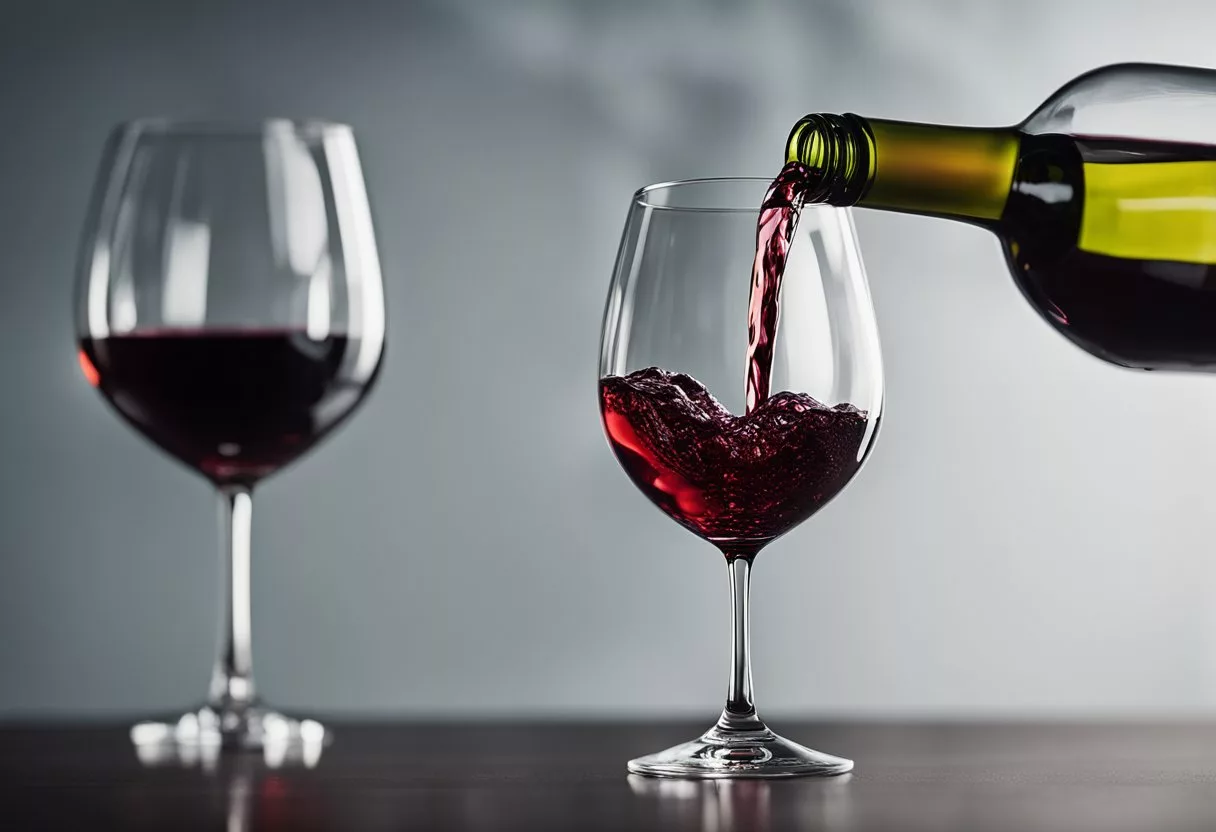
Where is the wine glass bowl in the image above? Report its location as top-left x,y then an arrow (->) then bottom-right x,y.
76,119 -> 385,750
598,177 -> 882,777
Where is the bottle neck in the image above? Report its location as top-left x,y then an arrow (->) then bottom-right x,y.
786,114 -> 1021,224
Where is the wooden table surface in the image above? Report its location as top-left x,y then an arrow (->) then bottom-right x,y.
6,721 -> 1216,830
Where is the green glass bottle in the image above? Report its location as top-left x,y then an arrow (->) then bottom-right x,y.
787,63 -> 1216,371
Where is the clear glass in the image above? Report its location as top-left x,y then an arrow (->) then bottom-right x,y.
75,119 -> 386,751
599,178 -> 883,777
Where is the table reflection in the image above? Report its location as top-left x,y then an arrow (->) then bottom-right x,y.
134,734 -> 325,831
627,773 -> 854,831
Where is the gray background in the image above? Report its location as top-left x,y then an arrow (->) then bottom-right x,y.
4,0 -> 1216,720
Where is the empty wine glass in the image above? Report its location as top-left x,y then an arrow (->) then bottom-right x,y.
75,120 -> 386,750
598,178 -> 883,777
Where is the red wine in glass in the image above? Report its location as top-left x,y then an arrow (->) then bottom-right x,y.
76,119 -> 385,752
79,329 -> 375,486
601,162 -> 866,553
600,369 -> 866,552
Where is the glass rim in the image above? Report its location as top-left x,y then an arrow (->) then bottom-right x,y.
112,117 -> 354,138
632,176 -> 843,214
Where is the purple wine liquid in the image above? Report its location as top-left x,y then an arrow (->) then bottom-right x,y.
600,162 -> 868,551
600,369 -> 866,549
745,161 -> 815,413
80,329 -> 377,485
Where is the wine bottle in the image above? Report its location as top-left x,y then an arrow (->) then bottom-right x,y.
786,62 -> 1216,371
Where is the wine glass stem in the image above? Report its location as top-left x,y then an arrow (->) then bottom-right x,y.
717,554 -> 765,733
209,485 -> 257,708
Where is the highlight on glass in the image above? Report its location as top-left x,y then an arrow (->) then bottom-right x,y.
599,177 -> 883,777
75,119 -> 386,750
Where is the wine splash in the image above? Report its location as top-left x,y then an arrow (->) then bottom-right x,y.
600,368 -> 866,548
745,161 -> 815,413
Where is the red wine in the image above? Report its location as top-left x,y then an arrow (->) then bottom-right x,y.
600,368 -> 866,551
79,330 -> 377,485
745,162 -> 813,413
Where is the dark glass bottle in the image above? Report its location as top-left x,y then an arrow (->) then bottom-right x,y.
788,63 -> 1216,370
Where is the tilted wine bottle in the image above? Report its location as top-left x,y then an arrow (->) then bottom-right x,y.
787,63 -> 1216,371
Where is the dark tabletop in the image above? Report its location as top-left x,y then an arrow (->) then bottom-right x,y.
6,721 -> 1216,831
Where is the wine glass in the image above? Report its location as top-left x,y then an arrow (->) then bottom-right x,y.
598,177 -> 883,777
75,119 -> 386,750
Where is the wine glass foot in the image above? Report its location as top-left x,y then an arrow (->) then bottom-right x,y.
130,702 -> 328,754
627,723 -> 852,779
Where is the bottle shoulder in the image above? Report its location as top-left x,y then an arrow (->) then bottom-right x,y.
1001,132 -> 1084,241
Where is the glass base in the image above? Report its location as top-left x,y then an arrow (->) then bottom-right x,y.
130,701 -> 327,752
627,723 -> 852,779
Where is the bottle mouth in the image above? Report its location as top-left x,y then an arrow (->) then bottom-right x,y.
786,113 -> 874,206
